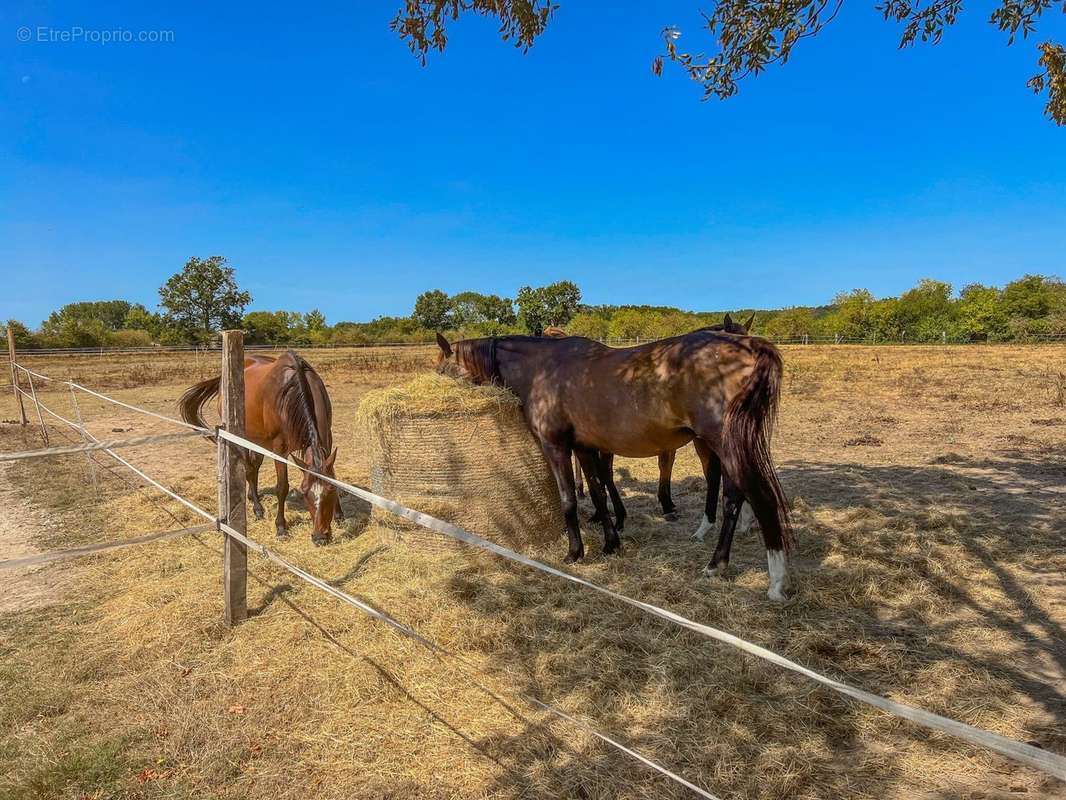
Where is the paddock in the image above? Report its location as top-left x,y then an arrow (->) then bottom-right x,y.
1,341 -> 1064,799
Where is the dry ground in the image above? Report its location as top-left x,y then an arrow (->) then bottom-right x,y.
1,344 -> 1064,799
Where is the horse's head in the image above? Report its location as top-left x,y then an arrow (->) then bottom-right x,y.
435,333 -> 494,384
292,446 -> 339,546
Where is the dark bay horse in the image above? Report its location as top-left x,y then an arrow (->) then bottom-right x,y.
179,351 -> 341,545
436,330 -> 794,600
591,313 -> 756,542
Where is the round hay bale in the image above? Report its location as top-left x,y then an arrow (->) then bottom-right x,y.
357,374 -> 563,552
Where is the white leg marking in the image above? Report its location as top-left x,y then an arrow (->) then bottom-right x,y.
691,514 -> 713,542
766,549 -> 791,602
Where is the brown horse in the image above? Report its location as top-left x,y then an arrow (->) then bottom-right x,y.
435,330 -> 794,600
179,351 -> 341,545
592,312 -> 756,536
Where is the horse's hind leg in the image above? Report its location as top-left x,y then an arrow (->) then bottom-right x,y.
274,459 -> 290,539
690,439 -> 722,541
574,452 -> 585,499
541,442 -> 584,563
247,452 -> 265,521
574,447 -> 622,556
658,449 -> 678,520
706,476 -> 744,577
596,452 -> 626,532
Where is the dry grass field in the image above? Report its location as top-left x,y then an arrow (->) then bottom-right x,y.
1,344 -> 1064,799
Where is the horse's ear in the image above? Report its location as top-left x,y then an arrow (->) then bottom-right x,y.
744,312 -> 756,331
324,448 -> 338,469
435,332 -> 452,357
292,454 -> 308,470
723,313 -> 734,327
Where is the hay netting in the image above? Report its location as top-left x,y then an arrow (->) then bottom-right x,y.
357,374 -> 563,551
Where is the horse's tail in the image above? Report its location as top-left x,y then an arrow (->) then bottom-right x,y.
721,338 -> 792,551
178,375 -> 221,438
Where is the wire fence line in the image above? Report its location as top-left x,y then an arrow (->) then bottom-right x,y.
0,429 -> 203,461
6,357 -> 1066,788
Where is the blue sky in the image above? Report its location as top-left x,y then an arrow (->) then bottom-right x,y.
2,1 -> 1063,326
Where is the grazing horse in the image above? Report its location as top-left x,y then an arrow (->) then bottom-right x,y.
435,330 -> 794,600
179,351 -> 341,545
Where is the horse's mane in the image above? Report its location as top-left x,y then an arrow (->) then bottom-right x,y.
454,338 -> 499,384
279,351 -> 323,463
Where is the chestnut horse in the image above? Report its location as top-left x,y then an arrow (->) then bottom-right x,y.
436,330 -> 794,600
179,351 -> 341,545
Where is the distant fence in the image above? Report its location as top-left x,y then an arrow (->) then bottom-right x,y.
3,325 -> 1066,793
8,331 -> 1066,358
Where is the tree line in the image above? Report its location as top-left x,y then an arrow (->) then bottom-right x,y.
6,258 -> 1065,350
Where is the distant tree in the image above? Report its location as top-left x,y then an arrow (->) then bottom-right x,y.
957,284 -> 1008,341
607,308 -> 651,340
762,307 -> 817,340
823,289 -> 877,339
123,306 -> 163,339
304,309 -> 327,332
450,291 -> 516,328
516,281 -> 581,336
413,289 -> 454,331
5,320 -> 38,350
159,256 -> 251,344
243,311 -> 293,345
566,312 -> 610,340
109,329 -> 154,348
41,300 -> 137,341
1001,274 -> 1062,319
896,278 -> 956,340
392,2 -> 1065,125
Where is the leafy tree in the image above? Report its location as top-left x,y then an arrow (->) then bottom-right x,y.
450,291 -> 516,329
762,307 -> 817,340
392,1 -> 1065,124
109,329 -> 154,348
607,308 -> 652,340
5,320 -> 38,350
1001,274 -> 1062,319
243,311 -> 293,345
822,289 -> 876,339
41,300 -> 137,340
516,280 -> 581,335
305,309 -> 327,332
566,312 -> 610,340
896,278 -> 956,340
159,256 -> 251,344
957,284 -> 1008,341
413,289 -> 454,331
123,306 -> 163,338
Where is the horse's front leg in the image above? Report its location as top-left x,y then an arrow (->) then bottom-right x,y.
247,452 -> 265,521
574,452 -> 585,499
690,438 -> 721,541
575,448 -> 622,556
657,449 -> 678,521
274,459 -> 290,539
541,442 -> 584,563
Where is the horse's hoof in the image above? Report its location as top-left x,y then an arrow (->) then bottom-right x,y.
563,552 -> 584,564
312,537 -> 330,547
663,511 -> 679,522
704,561 -> 730,579
767,586 -> 791,602
602,546 -> 622,557
276,528 -> 290,541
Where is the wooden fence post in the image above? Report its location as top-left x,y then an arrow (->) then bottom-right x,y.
219,330 -> 248,626
7,325 -> 27,426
